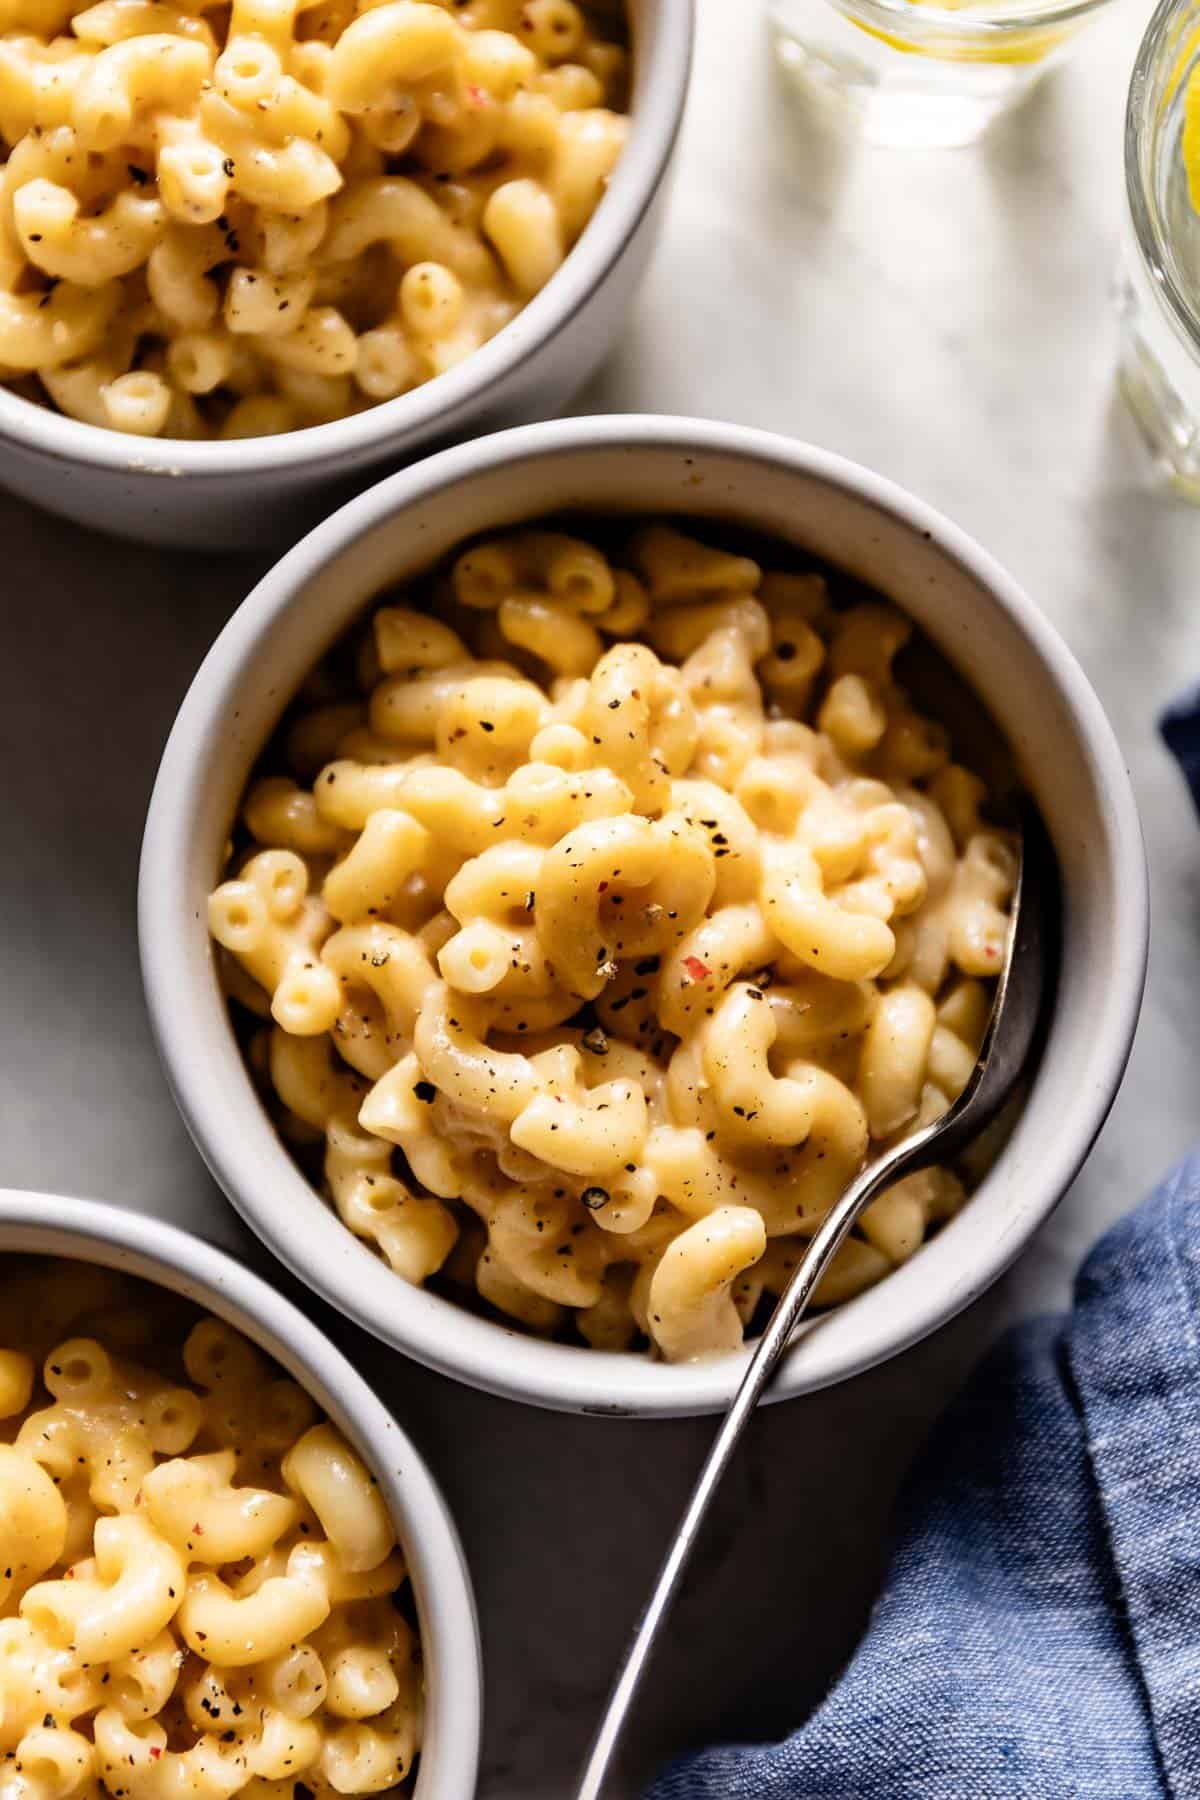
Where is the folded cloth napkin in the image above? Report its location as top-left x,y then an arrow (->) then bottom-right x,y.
648,1151 -> 1200,1800
1162,692 -> 1200,814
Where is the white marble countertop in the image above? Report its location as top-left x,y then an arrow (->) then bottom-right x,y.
4,4 -> 1200,1795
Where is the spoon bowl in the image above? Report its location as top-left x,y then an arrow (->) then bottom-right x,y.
576,798 -> 1057,1800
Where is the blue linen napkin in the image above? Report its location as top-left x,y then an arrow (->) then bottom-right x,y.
648,1151 -> 1200,1800
1162,690 -> 1200,815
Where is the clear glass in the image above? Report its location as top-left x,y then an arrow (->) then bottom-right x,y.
1119,0 -> 1200,500
769,0 -> 1108,147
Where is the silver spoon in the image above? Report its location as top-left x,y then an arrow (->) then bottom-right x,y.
576,799 -> 1054,1800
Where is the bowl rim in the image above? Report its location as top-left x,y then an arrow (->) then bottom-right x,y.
0,1186 -> 482,1800
0,0 -> 693,478
139,412 -> 1149,1418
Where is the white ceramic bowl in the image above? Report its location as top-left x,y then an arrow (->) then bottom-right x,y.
0,1 -> 692,551
139,414 -> 1149,1417
0,1187 -> 481,1798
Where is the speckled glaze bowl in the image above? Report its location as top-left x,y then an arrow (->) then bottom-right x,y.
0,1187 -> 481,1797
0,0 -> 693,549
139,413 -> 1148,1416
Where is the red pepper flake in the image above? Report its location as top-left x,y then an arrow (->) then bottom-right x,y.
193,1523 -> 204,1535
467,83 -> 485,103
598,881 -> 608,893
683,956 -> 711,983
149,1749 -> 162,1761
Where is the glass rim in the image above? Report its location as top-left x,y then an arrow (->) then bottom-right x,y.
1126,0 -> 1200,351
823,0 -> 1112,41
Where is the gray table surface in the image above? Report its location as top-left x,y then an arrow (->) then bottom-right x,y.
4,5 -> 1200,1795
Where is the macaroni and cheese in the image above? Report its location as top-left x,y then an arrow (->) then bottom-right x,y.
0,0 -> 628,437
0,1259 -> 423,1795
209,521 -> 1019,1363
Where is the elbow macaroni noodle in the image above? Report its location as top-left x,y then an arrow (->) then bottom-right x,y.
0,0 -> 628,436
209,520 -> 1020,1363
0,1260 -> 422,1798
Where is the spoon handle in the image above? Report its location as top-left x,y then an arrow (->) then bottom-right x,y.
574,1130 -> 928,1800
